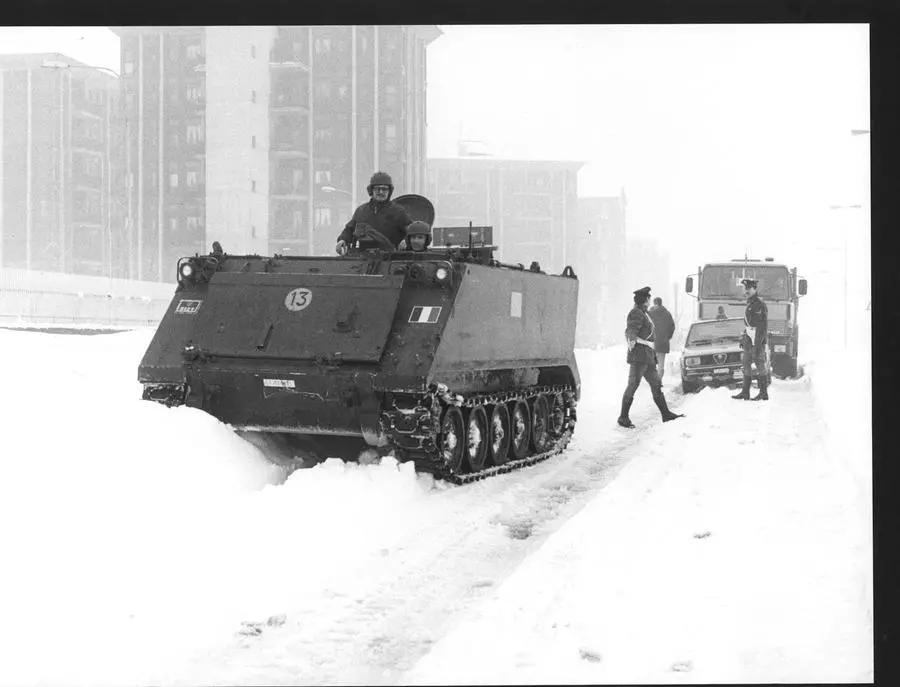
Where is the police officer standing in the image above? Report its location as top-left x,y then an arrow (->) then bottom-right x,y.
617,286 -> 684,428
732,278 -> 770,401
335,172 -> 412,254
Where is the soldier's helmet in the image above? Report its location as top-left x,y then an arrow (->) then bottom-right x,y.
404,220 -> 432,248
367,171 -> 394,199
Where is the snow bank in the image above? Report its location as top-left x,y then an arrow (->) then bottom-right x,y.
0,329 -> 438,686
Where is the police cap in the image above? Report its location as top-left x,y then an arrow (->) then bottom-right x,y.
741,278 -> 758,289
633,286 -> 652,299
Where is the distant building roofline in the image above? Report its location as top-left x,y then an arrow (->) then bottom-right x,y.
429,157 -> 586,171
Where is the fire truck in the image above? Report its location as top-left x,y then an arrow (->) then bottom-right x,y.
685,257 -> 808,378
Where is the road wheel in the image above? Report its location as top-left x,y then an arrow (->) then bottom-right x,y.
465,405 -> 489,473
547,392 -> 566,437
487,403 -> 511,466
530,393 -> 550,453
508,398 -> 531,461
438,406 -> 466,475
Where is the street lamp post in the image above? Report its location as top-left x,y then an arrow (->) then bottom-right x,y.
829,203 -> 863,350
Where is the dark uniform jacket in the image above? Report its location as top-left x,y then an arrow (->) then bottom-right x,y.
625,305 -> 657,365
743,293 -> 768,350
648,305 -> 676,354
337,200 -> 412,250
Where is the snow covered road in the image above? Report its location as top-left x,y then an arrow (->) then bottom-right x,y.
0,327 -> 872,685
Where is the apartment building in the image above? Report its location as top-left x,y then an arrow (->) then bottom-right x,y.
113,25 -> 439,281
0,53 -> 119,276
426,157 -> 583,275
572,192 -> 628,348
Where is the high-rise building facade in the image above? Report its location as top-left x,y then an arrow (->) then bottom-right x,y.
113,25 -> 439,281
572,192 -> 628,348
426,157 -> 583,274
0,53 -> 119,276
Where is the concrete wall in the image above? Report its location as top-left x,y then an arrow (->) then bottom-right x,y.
0,268 -> 173,326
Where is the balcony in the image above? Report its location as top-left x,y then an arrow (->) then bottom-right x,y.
271,90 -> 310,112
270,54 -> 309,71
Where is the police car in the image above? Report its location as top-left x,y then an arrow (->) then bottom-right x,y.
680,317 -> 771,393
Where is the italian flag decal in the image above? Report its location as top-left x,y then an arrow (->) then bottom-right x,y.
409,306 -> 442,323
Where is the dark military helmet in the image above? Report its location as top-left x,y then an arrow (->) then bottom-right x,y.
741,278 -> 758,289
367,171 -> 394,199
633,286 -> 652,302
405,220 -> 432,248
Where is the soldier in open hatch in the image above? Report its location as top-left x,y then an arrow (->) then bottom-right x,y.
404,220 -> 432,251
335,171 -> 413,254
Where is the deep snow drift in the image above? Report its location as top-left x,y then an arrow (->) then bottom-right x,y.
0,323 -> 872,685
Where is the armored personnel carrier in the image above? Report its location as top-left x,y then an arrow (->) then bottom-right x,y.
138,195 -> 580,483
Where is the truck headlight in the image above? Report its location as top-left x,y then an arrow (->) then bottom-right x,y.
435,266 -> 449,282
684,357 -> 701,367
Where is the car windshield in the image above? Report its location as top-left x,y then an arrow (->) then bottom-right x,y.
687,319 -> 745,346
700,265 -> 791,299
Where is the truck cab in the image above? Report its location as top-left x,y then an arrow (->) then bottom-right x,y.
684,257 -> 807,378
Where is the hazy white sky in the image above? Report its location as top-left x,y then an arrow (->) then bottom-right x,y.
0,24 -> 869,276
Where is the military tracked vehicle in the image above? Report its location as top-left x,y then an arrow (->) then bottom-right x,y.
138,195 -> 580,483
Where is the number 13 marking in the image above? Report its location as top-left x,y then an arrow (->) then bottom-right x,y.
285,287 -> 313,311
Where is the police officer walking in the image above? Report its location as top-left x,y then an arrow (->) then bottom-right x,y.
732,278 -> 770,401
617,286 -> 685,428
335,172 -> 412,254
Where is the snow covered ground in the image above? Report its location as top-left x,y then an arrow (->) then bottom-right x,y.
0,322 -> 872,685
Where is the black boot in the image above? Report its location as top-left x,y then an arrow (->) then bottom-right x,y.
617,395 -> 635,428
752,378 -> 769,401
653,392 -> 684,422
732,378 -> 751,400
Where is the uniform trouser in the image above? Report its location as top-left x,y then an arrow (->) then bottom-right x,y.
656,352 -> 667,380
740,335 -> 768,393
623,361 -> 665,404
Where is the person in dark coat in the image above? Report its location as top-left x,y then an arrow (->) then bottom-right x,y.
732,278 -> 770,401
335,171 -> 413,254
648,296 -> 676,380
617,286 -> 684,428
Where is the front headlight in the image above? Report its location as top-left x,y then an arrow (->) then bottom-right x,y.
435,266 -> 450,282
179,261 -> 195,279
684,357 -> 701,367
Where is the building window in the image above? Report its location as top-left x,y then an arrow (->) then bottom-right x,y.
170,173 -> 179,188
186,85 -> 201,102
251,225 -> 257,238
292,210 -> 303,230
251,89 -> 256,103
314,208 -> 331,227
251,135 -> 257,148
251,180 -> 257,192
291,168 -> 304,190
314,37 -> 332,54
186,43 -> 202,60
314,170 -> 332,184
251,44 -> 257,58
186,216 -> 199,230
170,218 -> 178,231
124,61 -> 134,75
187,170 -> 198,187
385,124 -> 397,139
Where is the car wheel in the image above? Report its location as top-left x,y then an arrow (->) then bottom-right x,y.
681,379 -> 699,394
